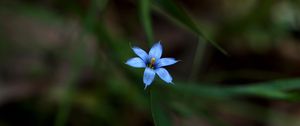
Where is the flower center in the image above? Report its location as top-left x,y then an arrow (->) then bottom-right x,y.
148,57 -> 156,69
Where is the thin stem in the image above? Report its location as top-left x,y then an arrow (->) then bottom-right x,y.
150,88 -> 158,126
149,85 -> 171,126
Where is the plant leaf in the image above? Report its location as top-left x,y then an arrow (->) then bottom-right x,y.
174,78 -> 300,100
152,0 -> 228,55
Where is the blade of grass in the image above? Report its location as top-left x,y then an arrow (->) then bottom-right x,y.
174,78 -> 300,100
151,0 -> 228,55
228,78 -> 300,99
55,23 -> 87,126
150,86 -> 172,126
188,36 -> 207,81
55,0 -> 105,125
54,61 -> 83,126
140,0 -> 154,45
55,22 -> 89,126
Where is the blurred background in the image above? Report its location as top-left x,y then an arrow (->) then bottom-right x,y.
1,0 -> 300,126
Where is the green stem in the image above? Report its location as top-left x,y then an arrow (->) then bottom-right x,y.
149,85 -> 171,126
150,88 -> 158,126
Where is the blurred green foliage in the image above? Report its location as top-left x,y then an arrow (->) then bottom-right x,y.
1,0 -> 300,126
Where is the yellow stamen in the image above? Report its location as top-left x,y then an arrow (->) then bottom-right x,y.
149,58 -> 156,68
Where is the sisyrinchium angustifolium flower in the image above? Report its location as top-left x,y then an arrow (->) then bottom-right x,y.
125,41 -> 178,89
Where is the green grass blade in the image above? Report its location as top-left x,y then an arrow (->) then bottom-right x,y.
188,37 -> 207,81
175,78 -> 300,100
54,66 -> 82,126
150,87 -> 172,126
152,0 -> 228,55
140,0 -> 154,45
232,78 -> 300,91
55,27 -> 87,126
55,0 -> 107,126
228,78 -> 300,99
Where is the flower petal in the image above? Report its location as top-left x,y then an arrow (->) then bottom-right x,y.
157,58 -> 178,67
143,67 -> 155,88
155,68 -> 173,83
149,42 -> 162,59
132,46 -> 148,61
125,57 -> 146,68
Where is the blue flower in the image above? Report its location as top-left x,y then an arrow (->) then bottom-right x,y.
126,41 -> 178,89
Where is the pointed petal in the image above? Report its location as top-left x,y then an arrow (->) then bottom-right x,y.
157,58 -> 178,67
143,67 -> 155,88
125,57 -> 146,68
149,42 -> 162,59
155,68 -> 173,83
132,46 -> 148,61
